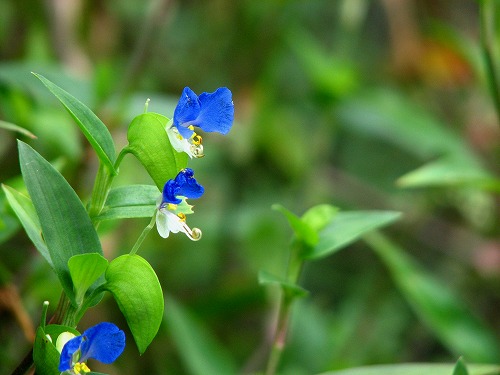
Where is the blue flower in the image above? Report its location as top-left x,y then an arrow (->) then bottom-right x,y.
156,168 -> 204,240
58,322 -> 125,374
166,86 -> 234,158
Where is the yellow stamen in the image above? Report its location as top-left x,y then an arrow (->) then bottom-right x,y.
167,203 -> 177,211
177,213 -> 187,221
192,134 -> 203,145
74,362 -> 91,373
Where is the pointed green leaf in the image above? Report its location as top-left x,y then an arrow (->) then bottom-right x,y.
18,141 -> 102,302
104,254 -> 163,354
33,326 -> 60,375
366,232 -> 500,362
33,324 -> 80,375
317,363 -> 500,375
273,204 -> 318,246
32,73 -> 116,173
68,253 -> 108,305
2,184 -> 51,267
258,270 -> 309,299
453,357 -> 469,375
306,211 -> 401,260
127,113 -> 188,190
96,185 -> 159,221
164,295 -> 238,375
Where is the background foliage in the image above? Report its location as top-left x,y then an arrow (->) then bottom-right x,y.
0,1 -> 499,374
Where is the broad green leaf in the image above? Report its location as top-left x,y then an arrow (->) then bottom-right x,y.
366,232 -> 500,362
104,254 -> 163,354
68,253 -> 108,305
306,211 -> 401,260
317,363 -> 500,375
453,357 -> 469,375
127,113 -> 188,190
96,185 -> 159,221
273,204 -> 318,246
18,141 -> 103,302
32,73 -> 116,173
258,270 -> 309,299
0,119 -> 36,138
397,157 -> 500,191
164,295 -> 238,375
2,184 -> 51,266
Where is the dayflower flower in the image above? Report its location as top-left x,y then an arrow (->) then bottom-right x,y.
58,322 -> 125,374
166,86 -> 234,158
156,168 -> 204,240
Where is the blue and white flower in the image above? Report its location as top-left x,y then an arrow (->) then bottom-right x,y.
58,322 -> 125,374
166,86 -> 234,158
156,168 -> 204,240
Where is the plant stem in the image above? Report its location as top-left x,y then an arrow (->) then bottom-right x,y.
265,241 -> 305,375
88,163 -> 113,221
88,147 -> 130,224
130,212 -> 158,255
480,0 -> 500,125
265,294 -> 293,375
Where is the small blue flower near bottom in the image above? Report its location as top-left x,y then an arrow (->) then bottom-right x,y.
156,168 -> 204,240
58,322 -> 125,374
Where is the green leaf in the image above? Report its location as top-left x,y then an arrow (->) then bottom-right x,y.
258,270 -> 309,299
18,141 -> 103,303
33,324 -> 80,375
164,295 -> 238,375
96,184 -> 159,221
2,184 -> 51,267
397,157 -> 500,191
127,113 -> 188,190
306,211 -> 401,260
32,73 -> 116,173
0,119 -> 37,138
316,363 -> 500,375
273,204 -> 318,246
104,254 -> 163,354
68,253 -> 108,305
453,357 -> 469,375
301,204 -> 339,232
366,232 -> 500,362
33,326 -> 60,375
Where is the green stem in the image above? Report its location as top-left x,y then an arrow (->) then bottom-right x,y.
480,0 -> 500,125
130,211 -> 158,255
88,163 -> 113,221
265,241 -> 305,375
88,147 -> 130,224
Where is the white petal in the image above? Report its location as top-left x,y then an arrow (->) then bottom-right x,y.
156,210 -> 171,238
166,126 -> 195,158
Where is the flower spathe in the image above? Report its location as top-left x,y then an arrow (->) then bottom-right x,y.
166,86 -> 234,158
156,168 -> 204,240
58,322 -> 125,374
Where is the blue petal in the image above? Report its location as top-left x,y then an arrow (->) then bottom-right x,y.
173,87 -> 201,138
79,322 -> 125,364
162,179 -> 182,204
162,168 -> 204,204
192,87 -> 234,135
58,335 -> 84,371
174,168 -> 205,199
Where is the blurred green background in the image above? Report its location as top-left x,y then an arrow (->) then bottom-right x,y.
1,0 -> 499,374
